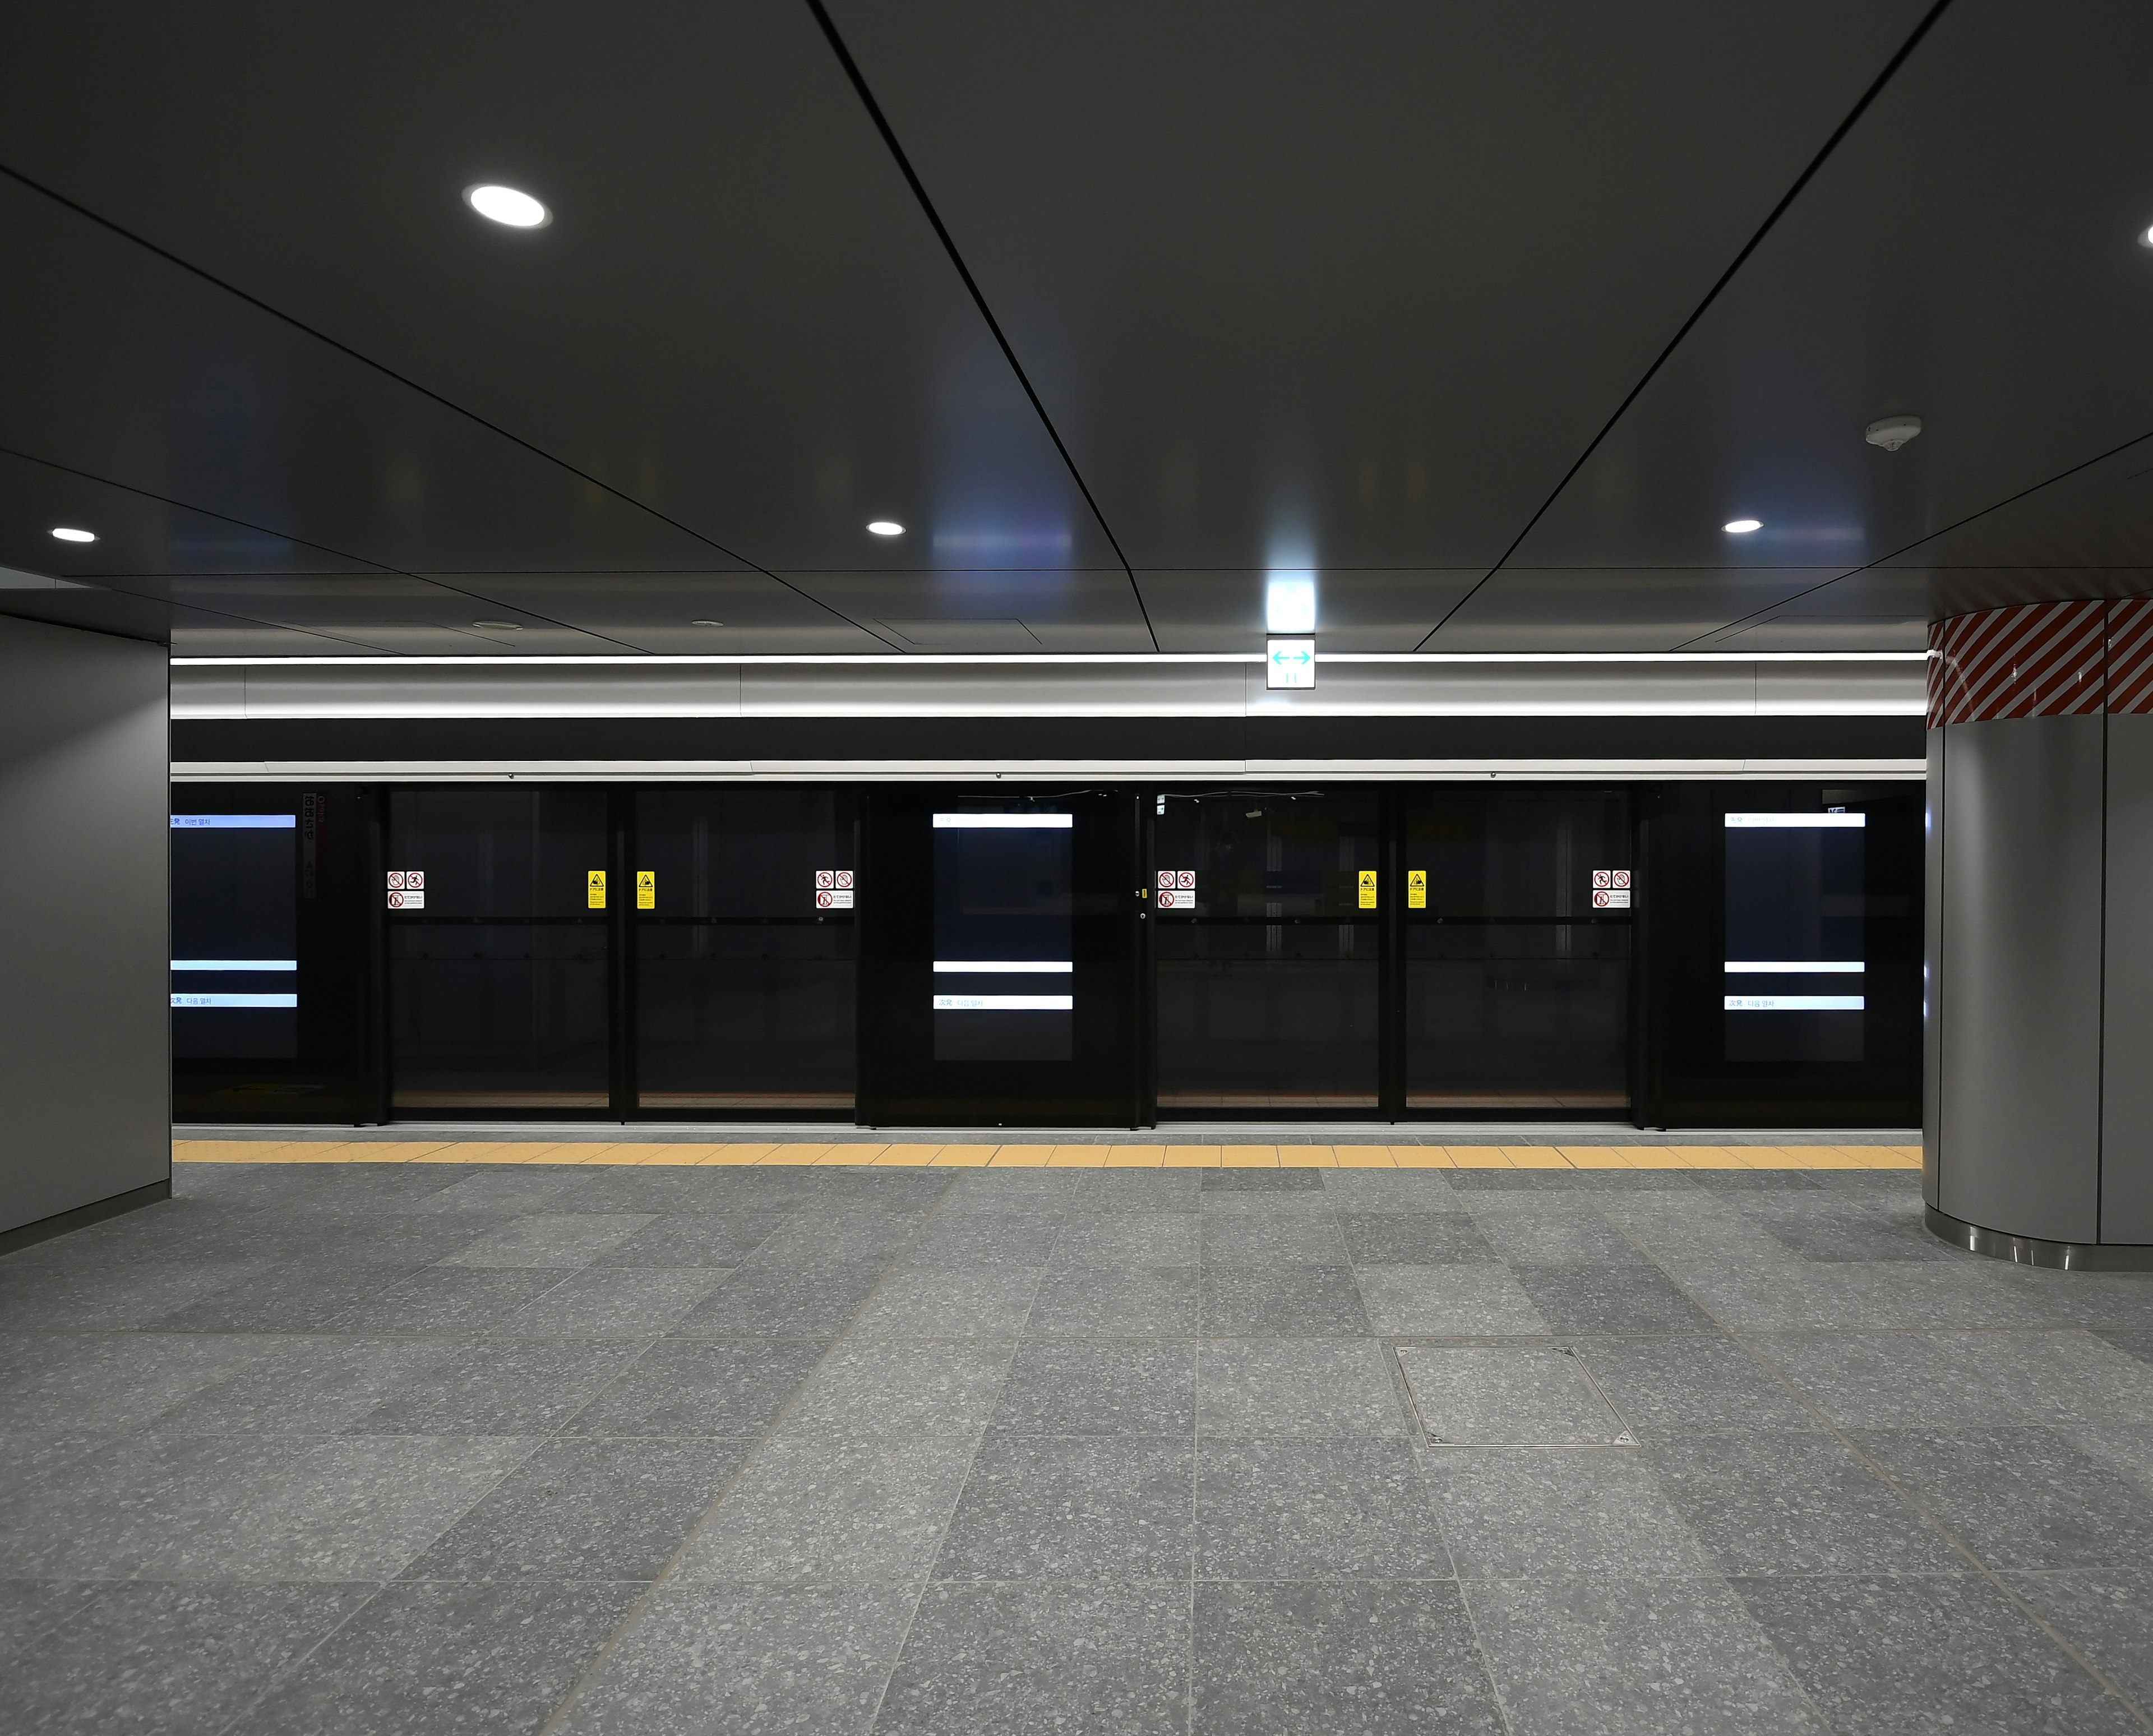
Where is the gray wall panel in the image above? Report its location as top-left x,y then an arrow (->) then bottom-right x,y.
1937,715 -> 2104,1243
0,615 -> 168,1235
1923,726 -> 1943,1208
2104,714 -> 2153,1241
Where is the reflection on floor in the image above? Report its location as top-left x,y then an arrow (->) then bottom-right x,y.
6,1158 -> 2151,1733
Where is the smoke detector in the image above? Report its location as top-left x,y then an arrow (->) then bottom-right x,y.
1865,415 -> 1923,451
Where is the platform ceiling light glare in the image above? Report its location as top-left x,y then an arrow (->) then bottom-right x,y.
1723,518 -> 1763,534
1265,574 -> 1317,635
866,520 -> 904,537
49,526 -> 98,543
463,184 -> 550,228
690,618 -> 724,626
472,620 -> 523,630
2139,224 -> 2153,248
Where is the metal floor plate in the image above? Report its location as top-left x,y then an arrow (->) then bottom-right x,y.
1396,1345 -> 1633,1447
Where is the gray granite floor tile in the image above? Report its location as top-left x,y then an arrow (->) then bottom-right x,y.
1203,1169 -> 1325,1193
150,1261 -> 427,1332
1398,1346 -> 1625,1446
0,1331 -> 276,1432
1508,1263 -> 1716,1334
0,1578 -> 107,1666
669,1255 -> 892,1338
1336,1211 -> 1496,1263
1050,1213 -> 1201,1267
149,1338 -> 454,1435
1201,1212 -> 1350,1266
1198,1339 -> 1407,1438
1201,1265 -> 1370,1335
1438,1171 -> 1579,1193
287,1212 -> 517,1267
588,1211 -> 792,1268
935,1435 -> 1192,1580
1070,1170 -> 1202,1211
395,1169 -> 592,1215
1574,1336 -> 1822,1438
751,1211 -> 927,1266
1853,1426 -> 2153,1570
1678,1258 -> 2064,1331
940,1171 -> 1082,1212
227,1580 -> 640,1736
1355,1264 -> 1549,1335
849,1268 -> 1040,1338
1735,1571 -> 2140,1734
1465,1206 -> 1648,1266
784,1340 -> 1015,1443
1745,1329 -> 2010,1428
1422,1446 -> 1711,1580
900,1213 -> 1064,1271
677,1434 -> 975,1587
567,1339 -> 825,1436
396,1434 -> 751,1580
2008,1272 -> 2153,1330
436,1212 -> 660,1268
1750,1204 -> 1953,1263
1193,1580 -> 1502,1734
1198,1437 -> 1450,1579
555,1580 -> 918,1736
988,1342 -> 1196,1436
876,1581 -> 1190,1735
2,1579 -> 376,1735
549,1170 -> 742,1214
1318,1171 -> 1458,1208
1644,1428 -> 1963,1575
2003,1567 -> 2153,1717
491,1267 -> 732,1338
1025,1264 -> 1200,1337
327,1265 -> 571,1334
342,1338 -> 647,1435
1468,1575 -> 1823,1735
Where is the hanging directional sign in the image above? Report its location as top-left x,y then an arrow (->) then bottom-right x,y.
1267,638 -> 1316,690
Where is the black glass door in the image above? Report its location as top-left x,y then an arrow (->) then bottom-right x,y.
857,788 -> 1140,1125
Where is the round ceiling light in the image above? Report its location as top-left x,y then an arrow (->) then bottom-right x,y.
49,526 -> 97,543
1723,518 -> 1763,534
464,184 -> 551,228
866,520 -> 904,537
472,620 -> 523,630
2139,225 -> 2153,249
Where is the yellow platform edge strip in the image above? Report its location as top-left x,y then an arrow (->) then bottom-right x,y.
174,1139 -> 1924,1170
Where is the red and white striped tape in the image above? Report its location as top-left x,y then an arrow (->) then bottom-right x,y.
1928,598 -> 2122,726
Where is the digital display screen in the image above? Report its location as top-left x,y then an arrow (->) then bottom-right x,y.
1724,812 -> 1864,1062
932,812 -> 1073,1062
172,814 -> 298,1058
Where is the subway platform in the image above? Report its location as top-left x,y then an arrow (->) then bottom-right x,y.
4,1128 -> 2152,1733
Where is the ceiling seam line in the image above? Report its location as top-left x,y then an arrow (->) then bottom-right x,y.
0,440 -> 659,656
0,161 -> 912,655
1669,420 -> 2153,649
1410,0 -> 1959,651
799,0 -> 1160,652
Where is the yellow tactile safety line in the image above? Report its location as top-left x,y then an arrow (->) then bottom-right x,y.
173,1139 -> 1922,1170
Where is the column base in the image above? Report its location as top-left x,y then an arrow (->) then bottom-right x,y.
1925,1204 -> 2153,1271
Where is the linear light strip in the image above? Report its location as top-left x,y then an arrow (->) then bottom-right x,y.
1724,961 -> 1864,973
932,813 -> 1073,828
172,960 -> 299,972
171,993 -> 298,1009
933,961 -> 1074,973
931,994 -> 1074,1012
1724,812 -> 1868,827
169,651 -> 1930,668
171,814 -> 295,828
1724,995 -> 1866,1012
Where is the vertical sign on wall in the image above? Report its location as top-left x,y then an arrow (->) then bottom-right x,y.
1408,870 -> 1427,909
587,870 -> 607,909
1357,870 -> 1378,909
636,871 -> 655,909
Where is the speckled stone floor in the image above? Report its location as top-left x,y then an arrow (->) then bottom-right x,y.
6,1159 -> 2153,1733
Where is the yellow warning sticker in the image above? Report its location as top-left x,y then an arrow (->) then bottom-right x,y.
1357,869 -> 1378,909
636,870 -> 655,910
1408,869 -> 1427,909
586,869 -> 607,909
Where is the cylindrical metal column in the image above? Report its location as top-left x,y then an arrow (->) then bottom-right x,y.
1926,597 -> 2153,1267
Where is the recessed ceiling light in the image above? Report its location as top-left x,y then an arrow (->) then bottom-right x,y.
49,526 -> 96,543
866,520 -> 904,537
472,620 -> 523,630
1724,519 -> 1763,534
463,184 -> 550,229
690,618 -> 725,626
2139,225 -> 2153,249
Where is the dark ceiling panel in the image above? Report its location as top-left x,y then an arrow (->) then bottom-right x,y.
1139,569 -> 1483,653
779,568 -> 1153,652
434,571 -> 895,655
824,0 -> 1931,575
1430,567 -> 1858,654
0,0 -> 1121,580
1490,0 -> 2153,614
159,574 -> 636,657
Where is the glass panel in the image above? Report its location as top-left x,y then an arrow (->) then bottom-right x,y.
389,788 -> 609,1109
1154,794 -> 1379,1109
634,788 -> 855,1110
1406,925 -> 1629,1110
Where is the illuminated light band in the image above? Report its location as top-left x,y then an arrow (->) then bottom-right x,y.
934,961 -> 1073,973
1724,995 -> 1865,1012
172,960 -> 298,972
172,993 -> 298,1009
171,813 -> 295,828
932,995 -> 1074,1012
1723,812 -> 1867,828
931,813 -> 1073,828
1724,961 -> 1864,973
